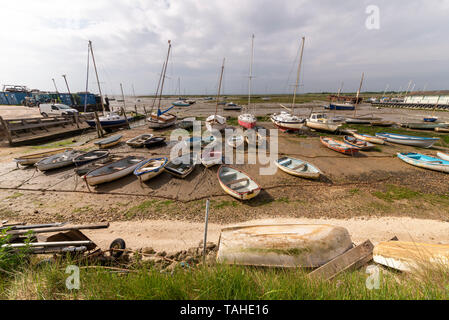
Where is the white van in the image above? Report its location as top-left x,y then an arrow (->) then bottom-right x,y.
39,103 -> 79,117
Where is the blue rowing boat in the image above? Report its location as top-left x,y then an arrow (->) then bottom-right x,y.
397,153 -> 449,173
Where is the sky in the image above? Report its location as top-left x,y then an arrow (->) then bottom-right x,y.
1,0 -> 449,96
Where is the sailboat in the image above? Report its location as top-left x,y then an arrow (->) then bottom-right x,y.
238,34 -> 257,129
271,37 -> 306,131
84,41 -> 130,129
206,58 -> 227,132
147,40 -> 177,129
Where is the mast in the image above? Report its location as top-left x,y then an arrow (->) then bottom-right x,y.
157,40 -> 172,111
214,58 -> 226,117
120,83 -> 126,113
84,44 -> 90,112
62,74 -> 74,105
292,36 -> 305,113
150,61 -> 166,115
353,72 -> 364,116
89,40 -> 106,114
248,34 -> 255,114
337,81 -> 344,98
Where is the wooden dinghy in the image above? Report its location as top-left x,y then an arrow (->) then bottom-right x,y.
147,113 -> 177,129
217,224 -> 353,268
275,156 -> 321,179
201,149 -> 223,168
94,135 -> 123,148
74,155 -> 122,177
178,117 -> 196,130
36,150 -> 85,171
373,241 -> 449,272
84,156 -> 145,186
218,166 -> 261,200
320,137 -> 359,156
352,132 -> 386,145
397,153 -> 449,173
165,152 -> 198,178
14,148 -> 73,166
143,137 -> 166,149
226,135 -> 245,149
376,133 -> 439,148
437,152 -> 449,161
343,135 -> 375,151
126,134 -> 154,148
73,150 -> 110,167
134,157 -> 168,182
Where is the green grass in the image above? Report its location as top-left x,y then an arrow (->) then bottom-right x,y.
210,200 -> 240,209
372,184 -> 449,205
30,138 -> 76,150
126,199 -> 175,219
3,262 -> 449,300
5,192 -> 23,200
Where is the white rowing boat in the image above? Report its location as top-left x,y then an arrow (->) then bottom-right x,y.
218,166 -> 261,200
84,156 -> 145,186
275,156 -> 321,179
134,157 -> 168,182
36,150 -> 85,171
14,148 -> 73,166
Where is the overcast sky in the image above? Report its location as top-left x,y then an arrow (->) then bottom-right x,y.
1,0 -> 449,95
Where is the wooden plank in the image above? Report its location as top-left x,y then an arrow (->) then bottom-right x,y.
5,223 -> 109,236
0,116 -> 13,145
309,240 -> 374,281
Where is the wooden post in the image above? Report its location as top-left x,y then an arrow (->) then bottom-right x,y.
134,105 -> 138,117
121,107 -> 130,129
143,106 -> 148,117
74,113 -> 80,129
203,199 -> 210,265
0,116 -> 13,145
94,111 -> 104,138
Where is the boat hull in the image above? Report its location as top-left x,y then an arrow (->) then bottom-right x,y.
217,224 -> 353,268
218,166 -> 261,200
328,103 -> 355,111
437,152 -> 449,161
85,157 -> 145,186
376,133 -> 439,148
320,137 -> 359,155
397,153 -> 449,173
271,117 -> 304,131
343,136 -> 375,150
238,118 -> 256,129
134,158 -> 168,182
275,157 -> 321,179
14,148 -> 73,166
352,133 -> 385,145
306,121 -> 341,132
126,134 -> 153,148
73,150 -> 110,167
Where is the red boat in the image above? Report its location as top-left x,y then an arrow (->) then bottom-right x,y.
320,137 -> 359,156
238,114 -> 256,129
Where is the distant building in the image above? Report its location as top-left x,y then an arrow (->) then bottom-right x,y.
404,95 -> 449,105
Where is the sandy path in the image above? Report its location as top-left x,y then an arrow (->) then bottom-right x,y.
83,217 -> 449,252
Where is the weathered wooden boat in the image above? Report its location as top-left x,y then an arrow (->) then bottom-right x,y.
84,156 -> 146,186
165,152 -> 198,178
275,157 -> 321,179
226,135 -> 245,149
345,116 -> 382,124
343,135 -> 375,151
133,157 -> 168,182
126,134 -> 154,148
271,112 -> 305,131
352,132 -> 386,145
306,113 -> 342,132
373,241 -> 449,272
73,150 -> 110,167
218,166 -> 261,200
94,135 -> 123,148
437,152 -> 449,161
14,148 -> 73,166
217,224 -> 353,268
74,155 -> 121,177
36,150 -> 85,171
370,120 -> 395,127
397,153 -> 449,173
375,133 -> 439,148
205,114 -> 227,132
147,112 -> 177,129
143,137 -> 166,149
178,117 -> 196,130
320,137 -> 359,156
201,149 -> 223,168
223,102 -> 242,111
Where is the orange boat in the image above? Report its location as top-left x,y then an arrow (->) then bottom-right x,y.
320,137 -> 359,156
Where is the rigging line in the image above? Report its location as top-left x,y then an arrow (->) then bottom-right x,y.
283,41 -> 301,94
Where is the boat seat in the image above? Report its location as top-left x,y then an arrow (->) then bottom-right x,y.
279,159 -> 292,166
292,163 -> 307,171
226,178 -> 249,187
222,172 -> 237,180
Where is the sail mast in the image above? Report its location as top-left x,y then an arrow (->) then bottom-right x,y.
157,40 -> 172,111
84,44 -> 90,113
215,58 -> 226,117
292,36 -> 305,113
353,72 -> 364,117
120,83 -> 126,113
89,40 -> 106,114
248,34 -> 255,113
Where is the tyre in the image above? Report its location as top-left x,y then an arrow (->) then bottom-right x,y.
41,112 -> 48,118
109,238 -> 126,258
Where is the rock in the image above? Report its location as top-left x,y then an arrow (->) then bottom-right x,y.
34,210 -> 39,214
142,247 -> 156,255
156,251 -> 167,257
206,242 -> 217,251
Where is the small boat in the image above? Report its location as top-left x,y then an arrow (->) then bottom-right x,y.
275,157 -> 321,179
424,117 -> 438,122
165,152 -> 198,178
397,153 -> 449,173
375,133 -> 439,148
217,224 -> 353,268
14,148 -> 73,166
238,113 -> 257,129
75,155 -> 121,177
343,135 -> 375,150
244,130 -> 266,147
126,134 -> 154,148
437,152 -> 449,161
147,112 -> 177,129
86,112 -> 132,129
178,117 -> 196,130
133,157 -> 168,182
73,150 -> 110,167
373,241 -> 449,272
94,135 -> 123,148
226,135 -> 245,149
201,149 -> 223,168
306,113 -> 342,133
36,150 -> 85,171
320,137 -> 359,156
218,166 -> 261,200
401,122 -> 445,130
270,112 -> 305,131
345,116 -> 382,124
183,136 -> 216,149
435,126 -> 449,133
84,156 -> 145,186
223,102 -> 242,111
205,114 -> 227,132
327,102 -> 355,111
370,120 -> 395,127
352,132 -> 386,145
143,137 -> 166,149
172,101 -> 191,107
